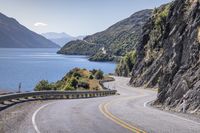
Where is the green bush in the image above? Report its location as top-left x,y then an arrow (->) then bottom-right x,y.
64,83 -> 75,90
73,72 -> 82,78
89,74 -> 94,79
77,81 -> 89,89
115,50 -> 137,76
91,69 -> 98,75
95,70 -> 104,79
154,4 -> 170,26
69,77 -> 78,88
34,80 -> 54,91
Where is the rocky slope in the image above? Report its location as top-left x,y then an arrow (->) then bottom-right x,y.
58,10 -> 152,61
128,0 -> 200,114
0,13 -> 59,48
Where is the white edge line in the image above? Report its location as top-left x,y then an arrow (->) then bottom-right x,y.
143,101 -> 149,107
144,100 -> 200,126
32,102 -> 56,133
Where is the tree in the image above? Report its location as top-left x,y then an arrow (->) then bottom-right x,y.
115,50 -> 137,76
95,70 -> 104,79
77,81 -> 89,89
91,69 -> 97,75
89,74 -> 94,79
34,80 -> 53,91
69,77 -> 78,88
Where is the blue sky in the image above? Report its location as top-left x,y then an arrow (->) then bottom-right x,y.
0,0 -> 171,36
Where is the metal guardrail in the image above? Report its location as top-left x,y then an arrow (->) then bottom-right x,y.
99,78 -> 115,89
0,78 -> 116,111
0,90 -> 117,104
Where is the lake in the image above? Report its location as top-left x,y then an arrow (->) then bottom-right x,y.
0,48 -> 116,92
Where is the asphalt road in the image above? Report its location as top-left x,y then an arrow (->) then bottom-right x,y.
3,77 -> 200,133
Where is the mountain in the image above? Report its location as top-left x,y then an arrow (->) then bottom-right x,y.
0,12 -> 60,48
119,0 -> 200,114
42,32 -> 85,47
58,9 -> 152,61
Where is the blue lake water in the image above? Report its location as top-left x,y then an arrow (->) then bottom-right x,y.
0,48 -> 116,92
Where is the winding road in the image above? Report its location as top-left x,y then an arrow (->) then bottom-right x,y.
3,77 -> 200,133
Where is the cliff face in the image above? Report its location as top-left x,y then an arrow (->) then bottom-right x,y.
58,10 -> 152,61
130,0 -> 200,114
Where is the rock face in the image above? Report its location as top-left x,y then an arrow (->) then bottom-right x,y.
0,13 -> 59,48
58,10 -> 152,61
129,0 -> 200,114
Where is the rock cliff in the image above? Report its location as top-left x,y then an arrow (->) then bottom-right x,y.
129,0 -> 200,114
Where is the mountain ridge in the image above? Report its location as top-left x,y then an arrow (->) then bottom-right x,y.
42,32 -> 85,47
58,9 -> 152,61
0,12 -> 60,48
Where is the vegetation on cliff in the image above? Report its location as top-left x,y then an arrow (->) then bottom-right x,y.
125,0 -> 200,114
35,68 -> 105,91
115,50 -> 137,76
89,52 -> 115,62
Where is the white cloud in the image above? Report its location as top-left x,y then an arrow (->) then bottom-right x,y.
34,22 -> 48,27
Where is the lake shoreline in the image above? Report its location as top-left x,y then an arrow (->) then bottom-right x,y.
0,48 -> 116,91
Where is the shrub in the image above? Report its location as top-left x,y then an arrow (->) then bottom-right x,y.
78,81 -> 89,89
89,74 -> 94,79
154,4 -> 170,26
64,83 -> 75,90
115,50 -> 137,76
95,70 -> 104,79
73,72 -> 82,78
69,77 -> 78,88
34,80 -> 54,91
91,69 -> 98,75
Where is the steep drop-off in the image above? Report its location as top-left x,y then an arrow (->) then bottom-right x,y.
129,0 -> 200,114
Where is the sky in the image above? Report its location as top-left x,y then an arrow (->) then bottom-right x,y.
0,0 -> 171,36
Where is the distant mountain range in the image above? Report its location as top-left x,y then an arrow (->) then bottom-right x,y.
58,9 -> 152,61
0,12 -> 60,48
41,32 -> 85,47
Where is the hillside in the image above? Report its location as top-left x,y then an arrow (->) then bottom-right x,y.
58,9 -> 152,61
0,13 -> 59,48
122,0 -> 200,114
35,68 -> 106,91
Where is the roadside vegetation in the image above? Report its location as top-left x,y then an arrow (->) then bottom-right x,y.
115,50 -> 137,77
89,52 -> 115,62
34,68 -> 108,91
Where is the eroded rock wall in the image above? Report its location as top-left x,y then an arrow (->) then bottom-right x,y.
130,0 -> 200,114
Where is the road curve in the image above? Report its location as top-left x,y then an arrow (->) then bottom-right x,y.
3,77 -> 200,133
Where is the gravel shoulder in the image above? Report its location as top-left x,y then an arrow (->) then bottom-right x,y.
150,102 -> 200,123
0,100 -> 52,133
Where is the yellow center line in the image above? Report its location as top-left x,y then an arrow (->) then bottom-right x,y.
99,95 -> 147,133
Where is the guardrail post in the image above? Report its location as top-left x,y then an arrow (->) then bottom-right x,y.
63,95 -> 68,99
0,89 -> 117,109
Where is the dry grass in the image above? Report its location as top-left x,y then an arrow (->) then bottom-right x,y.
88,79 -> 100,90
